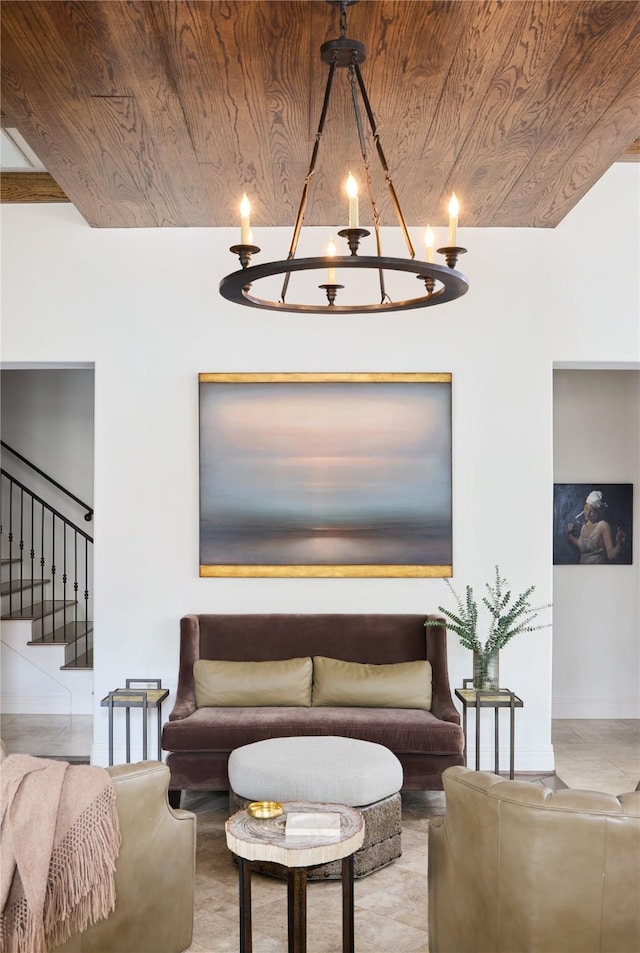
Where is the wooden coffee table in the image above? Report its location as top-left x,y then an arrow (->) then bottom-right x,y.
225,800 -> 364,953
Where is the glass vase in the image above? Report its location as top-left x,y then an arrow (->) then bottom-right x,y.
472,649 -> 500,691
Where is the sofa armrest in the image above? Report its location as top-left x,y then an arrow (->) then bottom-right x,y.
168,614 -> 200,721
425,615 -> 460,725
430,696 -> 460,724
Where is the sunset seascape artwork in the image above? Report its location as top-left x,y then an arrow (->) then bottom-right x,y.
199,374 -> 452,576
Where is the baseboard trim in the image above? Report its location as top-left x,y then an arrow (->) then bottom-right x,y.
91,741 -> 167,768
0,693 -> 92,715
553,697 -> 640,719
470,744 -> 555,775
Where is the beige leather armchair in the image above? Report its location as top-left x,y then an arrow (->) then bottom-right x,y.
0,743 -> 196,953
429,766 -> 640,953
54,760 -> 196,953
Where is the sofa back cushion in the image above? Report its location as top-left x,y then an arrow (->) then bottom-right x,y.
312,656 -> 432,710
194,657 -> 313,707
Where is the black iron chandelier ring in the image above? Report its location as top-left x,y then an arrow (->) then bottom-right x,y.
219,254 -> 469,314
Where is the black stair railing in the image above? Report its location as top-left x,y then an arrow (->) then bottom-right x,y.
1,441 -> 93,521
1,467 -> 93,665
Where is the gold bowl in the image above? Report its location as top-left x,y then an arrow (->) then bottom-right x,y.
247,800 -> 284,820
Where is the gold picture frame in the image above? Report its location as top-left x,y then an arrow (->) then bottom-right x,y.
199,373 -> 452,577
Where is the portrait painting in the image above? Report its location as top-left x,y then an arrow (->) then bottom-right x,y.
553,483 -> 633,565
199,373 -> 453,577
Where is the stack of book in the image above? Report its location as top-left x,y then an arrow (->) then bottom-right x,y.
285,812 -> 341,837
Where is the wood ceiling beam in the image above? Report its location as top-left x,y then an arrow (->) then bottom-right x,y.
619,136 -> 640,162
0,172 -> 69,203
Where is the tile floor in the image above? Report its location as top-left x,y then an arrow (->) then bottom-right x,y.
2,715 -> 638,953
1,712 -> 93,760
552,718 -> 640,794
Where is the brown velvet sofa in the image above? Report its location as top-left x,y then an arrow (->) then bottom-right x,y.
162,613 -> 464,802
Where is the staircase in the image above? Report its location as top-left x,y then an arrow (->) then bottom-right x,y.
1,571 -> 93,669
1,443 -> 93,714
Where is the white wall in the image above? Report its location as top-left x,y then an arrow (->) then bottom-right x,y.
1,162 -> 638,769
553,370 -> 639,718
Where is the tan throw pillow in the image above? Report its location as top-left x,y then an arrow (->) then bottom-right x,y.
312,656 -> 432,710
193,657 -> 312,707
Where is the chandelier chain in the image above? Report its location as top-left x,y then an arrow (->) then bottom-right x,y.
340,3 -> 348,38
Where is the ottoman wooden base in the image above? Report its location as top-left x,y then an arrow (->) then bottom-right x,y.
229,789 -> 402,880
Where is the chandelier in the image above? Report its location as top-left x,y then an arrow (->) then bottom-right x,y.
219,0 -> 469,314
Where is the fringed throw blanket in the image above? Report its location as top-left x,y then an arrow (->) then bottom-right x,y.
1,755 -> 121,953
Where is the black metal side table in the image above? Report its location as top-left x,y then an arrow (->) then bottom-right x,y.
101,678 -> 169,766
455,681 -> 523,780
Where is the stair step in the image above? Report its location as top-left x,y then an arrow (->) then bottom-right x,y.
29,622 -> 93,672
1,557 -> 23,565
28,621 -> 93,645
1,599 -> 77,622
1,578 -> 49,596
61,647 -> 93,670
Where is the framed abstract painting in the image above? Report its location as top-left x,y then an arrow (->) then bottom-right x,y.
199,372 -> 453,577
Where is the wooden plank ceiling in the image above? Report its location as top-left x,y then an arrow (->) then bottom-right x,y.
1,0 -> 639,229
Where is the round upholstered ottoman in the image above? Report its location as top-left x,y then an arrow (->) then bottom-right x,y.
228,735 -> 403,879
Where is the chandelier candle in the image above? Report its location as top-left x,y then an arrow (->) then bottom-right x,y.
327,236 -> 337,283
447,193 -> 459,247
425,226 -> 435,263
240,192 -> 251,245
346,173 -> 359,227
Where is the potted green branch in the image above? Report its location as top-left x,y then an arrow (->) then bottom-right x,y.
426,566 -> 551,690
